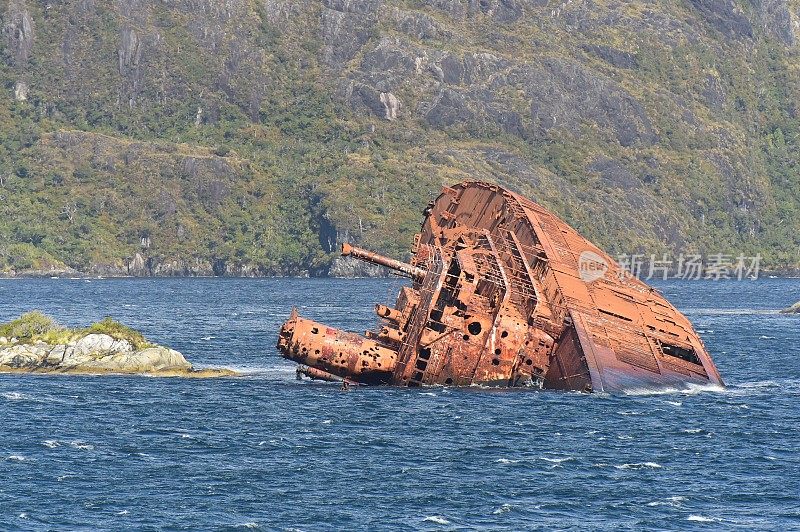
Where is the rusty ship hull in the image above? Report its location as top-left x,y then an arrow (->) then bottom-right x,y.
277,181 -> 724,393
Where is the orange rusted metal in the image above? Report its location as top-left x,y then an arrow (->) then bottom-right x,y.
277,181 -> 724,392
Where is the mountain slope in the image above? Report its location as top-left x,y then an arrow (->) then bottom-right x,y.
1,0 -> 799,276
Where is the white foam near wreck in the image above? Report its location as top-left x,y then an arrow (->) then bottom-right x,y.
0,312 -> 237,378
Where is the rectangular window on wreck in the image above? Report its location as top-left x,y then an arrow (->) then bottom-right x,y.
659,342 -> 701,365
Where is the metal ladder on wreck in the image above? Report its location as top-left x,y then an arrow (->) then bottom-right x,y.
394,249 -> 443,386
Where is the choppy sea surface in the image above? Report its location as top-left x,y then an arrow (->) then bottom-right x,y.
0,277 -> 799,530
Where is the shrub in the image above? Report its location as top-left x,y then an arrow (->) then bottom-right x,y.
0,313 -> 153,348
83,317 -> 152,349
0,311 -> 61,341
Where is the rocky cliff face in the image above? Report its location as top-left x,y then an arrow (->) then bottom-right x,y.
1,0 -> 799,275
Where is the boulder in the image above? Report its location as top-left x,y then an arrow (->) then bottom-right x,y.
780,301 -> 800,314
0,333 -> 232,377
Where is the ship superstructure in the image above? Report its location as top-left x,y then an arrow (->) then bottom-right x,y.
277,181 -> 723,392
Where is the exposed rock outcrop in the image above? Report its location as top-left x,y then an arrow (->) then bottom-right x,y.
0,314 -> 236,377
780,301 -> 800,314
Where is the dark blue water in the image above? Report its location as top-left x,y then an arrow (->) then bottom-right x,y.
1,278 -> 798,530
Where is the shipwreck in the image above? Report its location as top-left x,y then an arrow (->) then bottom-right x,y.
277,181 -> 724,393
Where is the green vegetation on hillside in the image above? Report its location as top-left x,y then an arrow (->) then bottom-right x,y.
1,1 -> 799,275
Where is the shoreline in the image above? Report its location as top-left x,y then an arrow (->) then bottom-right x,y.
0,366 -> 240,378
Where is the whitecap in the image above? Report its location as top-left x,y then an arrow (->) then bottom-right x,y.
495,458 -> 520,464
423,516 -> 450,525
234,523 -> 259,529
70,441 -> 94,451
682,428 -> 703,434
322,420 -> 332,425
624,383 -> 725,397
2,391 -> 27,401
614,462 -> 662,470
759,336 -> 775,340
7,455 -> 28,462
541,456 -> 573,464
687,515 -> 717,522
493,504 -> 513,515
201,336 -> 216,341
43,440 -> 60,448
736,380 -> 778,388
117,510 -> 129,516
647,495 -> 686,507
19,513 -> 27,519
420,392 -> 437,397
199,364 -> 294,376
666,401 -> 682,406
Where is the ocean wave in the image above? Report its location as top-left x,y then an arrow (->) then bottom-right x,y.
647,496 -> 686,507
614,462 -> 663,470
70,440 -> 94,451
687,515 -> 718,522
493,503 -> 513,515
541,456 -> 573,464
1,391 -> 28,401
495,458 -> 520,464
686,308 -> 780,316
623,383 -> 726,397
7,454 -> 29,462
422,516 -> 450,525
42,440 -> 61,448
196,364 -> 296,376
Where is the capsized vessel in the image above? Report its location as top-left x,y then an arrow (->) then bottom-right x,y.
277,181 -> 724,392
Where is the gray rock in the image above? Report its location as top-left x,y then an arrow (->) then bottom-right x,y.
3,1 -> 34,67
588,157 -> 641,189
702,74 -> 727,110
0,333 -> 192,374
320,0 -> 382,67
79,347 -> 190,372
523,58 -> 657,147
422,88 -> 475,127
780,301 -> 800,314
582,44 -> 638,70
13,80 -> 28,101
328,256 -> 390,278
381,7 -> 443,41
755,0 -> 796,45
688,0 -> 753,39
